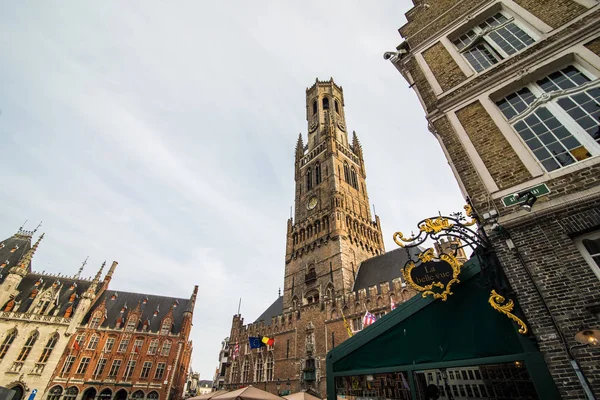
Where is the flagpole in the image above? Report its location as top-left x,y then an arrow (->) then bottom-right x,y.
237,298 -> 241,315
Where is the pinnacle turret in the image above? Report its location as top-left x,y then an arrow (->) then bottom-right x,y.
12,233 -> 44,273
352,131 -> 363,157
295,133 -> 304,159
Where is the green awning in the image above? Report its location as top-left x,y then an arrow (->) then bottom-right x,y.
329,256 -> 535,373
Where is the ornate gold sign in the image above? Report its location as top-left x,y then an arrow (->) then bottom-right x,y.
403,248 -> 464,301
489,290 -> 528,334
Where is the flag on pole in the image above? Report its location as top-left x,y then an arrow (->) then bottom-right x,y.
362,311 -> 377,327
261,336 -> 274,346
73,341 -> 80,351
341,309 -> 353,338
233,342 -> 239,360
248,337 -> 263,349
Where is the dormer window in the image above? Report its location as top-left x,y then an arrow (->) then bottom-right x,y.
161,320 -> 171,335
173,300 -> 179,308
89,313 -> 102,329
10,245 -> 18,253
143,297 -> 148,305
126,317 -> 137,332
1,260 -> 8,267
110,292 -> 118,301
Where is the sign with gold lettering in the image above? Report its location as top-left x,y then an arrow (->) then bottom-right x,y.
402,248 -> 463,301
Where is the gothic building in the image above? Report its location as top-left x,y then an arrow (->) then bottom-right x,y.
386,1 -> 600,398
0,229 -> 116,400
45,286 -> 196,400
223,79 -> 435,396
0,227 -> 197,400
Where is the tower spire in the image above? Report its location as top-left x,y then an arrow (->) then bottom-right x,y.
295,133 -> 304,160
74,256 -> 89,279
85,261 -> 105,298
14,232 -> 45,271
352,131 -> 363,157
93,261 -> 106,282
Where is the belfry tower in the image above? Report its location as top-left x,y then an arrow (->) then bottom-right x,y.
284,78 -> 385,310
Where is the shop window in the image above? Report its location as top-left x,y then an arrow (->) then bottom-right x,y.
453,11 -> 535,72
496,65 -> 600,172
575,230 -> 600,280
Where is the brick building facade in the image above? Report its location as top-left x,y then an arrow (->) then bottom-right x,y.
387,1 -> 600,398
45,286 -> 196,400
223,79 -> 468,397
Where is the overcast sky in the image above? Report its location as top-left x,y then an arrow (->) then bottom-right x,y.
0,2 -> 466,380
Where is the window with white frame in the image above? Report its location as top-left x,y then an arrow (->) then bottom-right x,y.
496,65 -> 600,172
453,11 -> 535,72
575,231 -> 600,281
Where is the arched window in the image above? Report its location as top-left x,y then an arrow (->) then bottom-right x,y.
335,100 -> 340,114
38,333 -> 59,363
351,168 -> 358,189
63,386 -> 79,400
99,388 -> 113,400
305,289 -> 319,305
343,162 -> 350,183
312,100 -> 317,115
16,330 -> 38,362
265,352 -> 274,381
315,162 -> 321,185
306,168 -> 312,190
0,329 -> 17,360
132,390 -> 145,399
242,357 -> 250,383
160,320 -> 171,335
322,97 -> 329,110
89,311 -> 102,328
255,354 -> 264,382
161,340 -> 172,356
47,386 -> 63,400
147,339 -> 159,355
147,391 -> 159,399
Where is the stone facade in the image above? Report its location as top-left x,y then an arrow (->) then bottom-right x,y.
389,0 -> 600,398
223,80 -> 418,397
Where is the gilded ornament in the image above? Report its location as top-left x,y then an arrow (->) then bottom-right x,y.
488,290 -> 527,334
392,231 -> 417,247
419,217 -> 453,234
462,204 -> 477,226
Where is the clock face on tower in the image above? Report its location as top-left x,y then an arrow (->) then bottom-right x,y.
307,196 -> 318,210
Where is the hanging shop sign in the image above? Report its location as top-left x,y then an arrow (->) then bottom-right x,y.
392,204 -> 528,334
403,248 -> 462,301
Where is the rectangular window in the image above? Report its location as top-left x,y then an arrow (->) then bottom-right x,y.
61,356 -> 76,375
352,318 -> 363,332
75,334 -> 85,347
155,362 -> 166,380
93,358 -> 107,378
575,231 -> 600,281
76,357 -> 91,374
108,359 -> 122,378
454,11 -> 535,72
124,360 -> 136,379
141,361 -> 152,379
148,340 -> 158,355
161,341 -> 172,356
134,339 -> 144,353
496,65 -> 600,172
118,339 -> 129,353
104,337 -> 115,352
449,371 -> 455,380
87,335 -> 99,350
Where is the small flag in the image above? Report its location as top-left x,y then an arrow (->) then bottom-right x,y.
362,311 -> 377,327
73,341 -> 80,351
233,343 -> 239,360
249,337 -> 263,349
261,336 -> 274,346
391,300 -> 397,311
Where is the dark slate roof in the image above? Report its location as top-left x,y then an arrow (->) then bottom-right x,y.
352,246 -> 424,292
198,380 -> 212,387
254,296 -> 283,326
83,290 -> 191,334
0,231 -> 33,280
9,273 -> 99,315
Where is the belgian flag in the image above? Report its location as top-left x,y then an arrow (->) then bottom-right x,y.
261,336 -> 274,346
